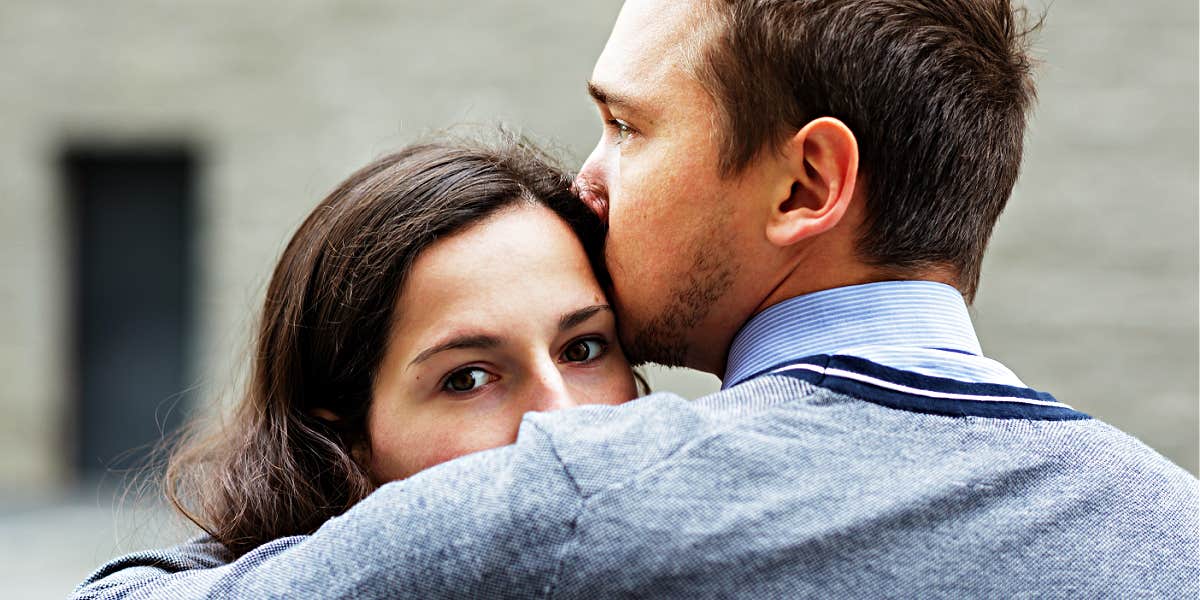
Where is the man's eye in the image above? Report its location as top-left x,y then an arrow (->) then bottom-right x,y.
561,338 -> 607,363
607,119 -> 633,145
442,368 -> 495,393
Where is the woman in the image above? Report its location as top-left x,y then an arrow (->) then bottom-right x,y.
126,136 -> 639,563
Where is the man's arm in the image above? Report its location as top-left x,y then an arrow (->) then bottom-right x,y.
72,423 -> 581,599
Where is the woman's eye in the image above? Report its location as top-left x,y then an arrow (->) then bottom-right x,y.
442,368 -> 494,393
562,338 -> 607,363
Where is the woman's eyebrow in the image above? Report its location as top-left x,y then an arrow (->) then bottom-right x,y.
559,304 -> 612,332
408,334 -> 502,367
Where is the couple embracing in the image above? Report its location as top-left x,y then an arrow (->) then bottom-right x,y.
75,1 -> 1199,598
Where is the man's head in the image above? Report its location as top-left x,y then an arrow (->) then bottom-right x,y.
577,0 -> 1038,374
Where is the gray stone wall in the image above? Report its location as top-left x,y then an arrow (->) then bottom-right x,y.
975,0 -> 1198,472
0,0 -> 1195,505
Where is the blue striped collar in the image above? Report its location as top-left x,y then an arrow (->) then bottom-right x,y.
722,281 -> 1086,420
725,281 -> 982,388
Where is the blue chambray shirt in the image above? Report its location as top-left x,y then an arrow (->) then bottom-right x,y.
75,282 -> 1200,599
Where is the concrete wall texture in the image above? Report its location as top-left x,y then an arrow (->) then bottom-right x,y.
0,0 -> 1195,504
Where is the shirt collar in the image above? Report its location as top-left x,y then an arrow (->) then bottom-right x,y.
723,281 -> 982,388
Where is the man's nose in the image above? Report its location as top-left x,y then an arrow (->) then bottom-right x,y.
575,141 -> 610,222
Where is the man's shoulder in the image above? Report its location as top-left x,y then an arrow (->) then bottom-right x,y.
513,370 -> 1198,542
515,376 -> 1199,597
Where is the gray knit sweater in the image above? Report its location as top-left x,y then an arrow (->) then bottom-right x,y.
74,372 -> 1200,598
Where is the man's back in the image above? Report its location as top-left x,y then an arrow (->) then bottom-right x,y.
539,375 -> 1198,597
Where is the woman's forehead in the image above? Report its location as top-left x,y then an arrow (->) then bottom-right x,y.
390,204 -> 607,350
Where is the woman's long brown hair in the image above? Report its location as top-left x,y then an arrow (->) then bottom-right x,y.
164,136 -> 609,558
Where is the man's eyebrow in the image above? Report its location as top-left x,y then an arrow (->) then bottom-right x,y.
408,334 -> 502,367
559,304 -> 612,332
587,80 -> 647,115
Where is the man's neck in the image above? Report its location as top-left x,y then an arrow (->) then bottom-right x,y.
754,263 -> 961,320
694,264 -> 959,379
722,280 -> 992,390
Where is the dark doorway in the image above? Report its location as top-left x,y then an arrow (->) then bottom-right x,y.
63,147 -> 197,481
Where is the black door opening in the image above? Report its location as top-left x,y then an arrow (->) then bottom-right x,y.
63,147 -> 197,481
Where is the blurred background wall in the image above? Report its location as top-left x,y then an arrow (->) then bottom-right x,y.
0,1 -> 1195,597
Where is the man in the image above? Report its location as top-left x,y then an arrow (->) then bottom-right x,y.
75,1 -> 1198,598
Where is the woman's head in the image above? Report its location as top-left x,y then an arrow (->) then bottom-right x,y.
168,137 -> 636,555
368,201 -> 636,480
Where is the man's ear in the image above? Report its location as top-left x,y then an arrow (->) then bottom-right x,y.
766,117 -> 859,248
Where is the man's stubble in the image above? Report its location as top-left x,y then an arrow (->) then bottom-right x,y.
618,209 -> 735,369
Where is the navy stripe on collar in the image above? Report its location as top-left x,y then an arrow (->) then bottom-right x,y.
757,354 -> 1090,421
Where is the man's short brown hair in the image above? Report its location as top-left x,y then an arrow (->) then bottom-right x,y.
692,0 -> 1039,300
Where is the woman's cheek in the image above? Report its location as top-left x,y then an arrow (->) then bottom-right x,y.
385,403 -> 524,480
589,361 -> 639,406
369,408 -> 453,481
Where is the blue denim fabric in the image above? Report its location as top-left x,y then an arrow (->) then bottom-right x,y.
74,374 -> 1200,599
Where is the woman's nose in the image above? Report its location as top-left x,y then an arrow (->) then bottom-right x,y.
524,364 -> 576,413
